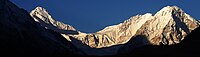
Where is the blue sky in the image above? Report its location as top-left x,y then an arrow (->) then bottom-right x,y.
10,0 -> 200,33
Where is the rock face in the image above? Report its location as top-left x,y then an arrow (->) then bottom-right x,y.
134,6 -> 199,45
117,27 -> 200,57
30,6 -> 78,34
97,6 -> 199,46
0,0 -> 81,57
4,0 -> 199,56
30,5 -> 199,56
30,6 -> 81,42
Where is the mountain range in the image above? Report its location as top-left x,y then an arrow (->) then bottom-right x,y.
30,4 -> 200,56
1,0 -> 200,57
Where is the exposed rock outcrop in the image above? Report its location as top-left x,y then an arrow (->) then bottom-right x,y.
0,0 -> 81,57
30,5 -> 199,56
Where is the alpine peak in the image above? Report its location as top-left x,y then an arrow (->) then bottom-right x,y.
30,6 -> 200,55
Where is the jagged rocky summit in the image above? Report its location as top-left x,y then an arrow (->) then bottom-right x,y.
30,5 -> 200,55
1,0 -> 200,56
0,0 -> 82,57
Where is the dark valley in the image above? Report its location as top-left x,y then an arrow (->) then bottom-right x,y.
0,0 -> 200,57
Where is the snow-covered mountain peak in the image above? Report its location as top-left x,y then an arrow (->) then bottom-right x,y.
32,6 -> 49,16
30,6 -> 199,55
30,6 -> 77,34
34,6 -> 44,12
155,6 -> 183,16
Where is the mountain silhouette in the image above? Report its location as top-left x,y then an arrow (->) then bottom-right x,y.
0,0 -> 82,57
1,0 -> 200,57
111,26 -> 200,57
